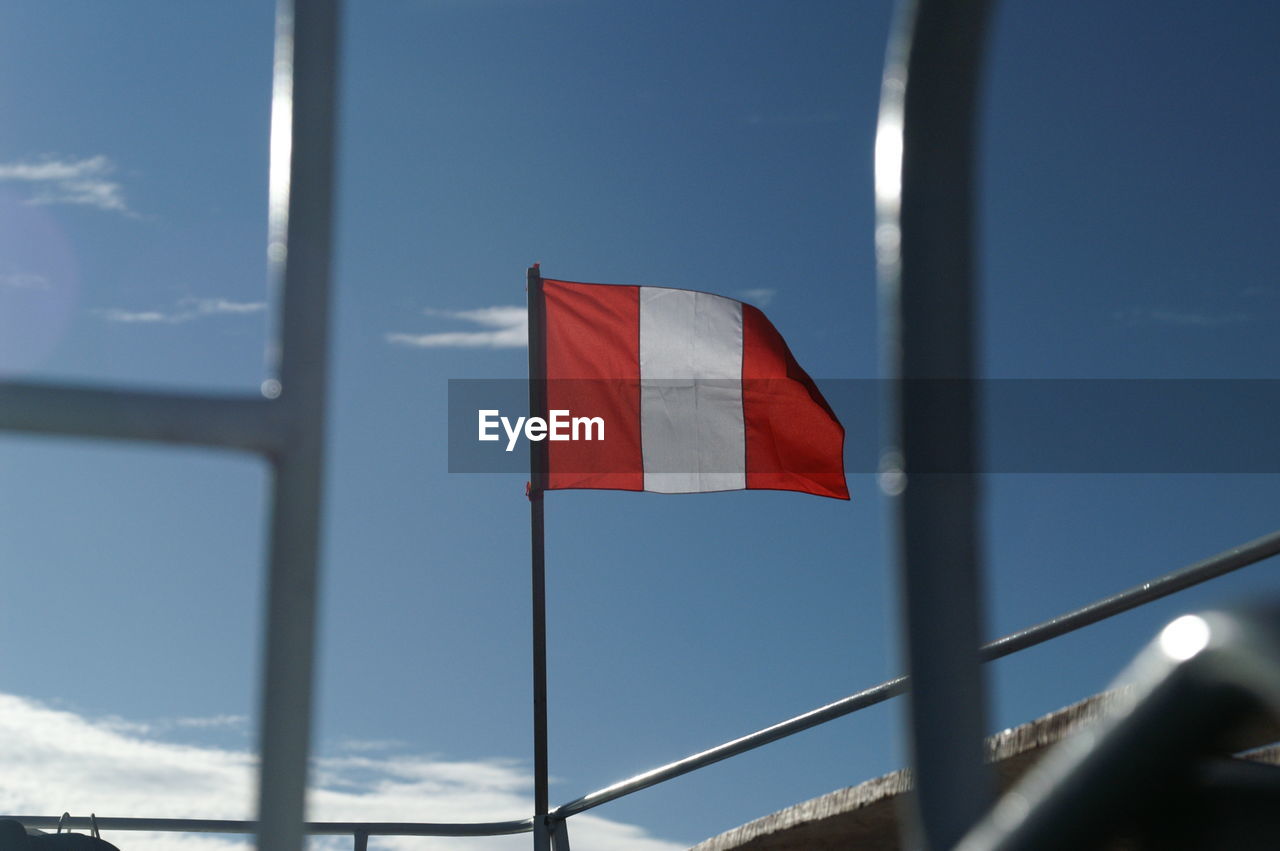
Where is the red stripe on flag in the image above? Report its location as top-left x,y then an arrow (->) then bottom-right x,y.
543,280 -> 644,491
741,304 -> 849,499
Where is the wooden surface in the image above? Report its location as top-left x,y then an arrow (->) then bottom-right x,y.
688,690 -> 1280,851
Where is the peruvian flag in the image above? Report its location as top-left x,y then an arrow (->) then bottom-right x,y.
539,278 -> 848,499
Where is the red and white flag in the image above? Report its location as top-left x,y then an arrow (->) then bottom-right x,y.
539,278 -> 848,499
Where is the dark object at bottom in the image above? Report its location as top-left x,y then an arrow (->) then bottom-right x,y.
958,605 -> 1280,851
0,820 -> 120,850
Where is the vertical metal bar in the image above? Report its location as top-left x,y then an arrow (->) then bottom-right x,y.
875,0 -> 995,848
256,0 -> 340,849
353,831 -> 369,851
550,817 -> 571,851
527,264 -> 550,851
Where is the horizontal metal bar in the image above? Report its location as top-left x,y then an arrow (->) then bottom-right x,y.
0,816 -> 533,837
555,527 -> 1280,818
0,381 -> 286,455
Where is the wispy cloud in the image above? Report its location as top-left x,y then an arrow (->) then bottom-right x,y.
0,273 -> 51,291
387,306 -> 528,349
738,288 -> 776,306
173,714 -> 250,731
744,109 -> 843,127
1113,307 -> 1254,327
96,309 -> 171,324
0,693 -> 684,851
334,739 -> 407,754
0,156 -> 132,214
95,298 -> 267,325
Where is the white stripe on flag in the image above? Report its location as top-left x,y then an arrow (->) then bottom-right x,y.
639,287 -> 746,493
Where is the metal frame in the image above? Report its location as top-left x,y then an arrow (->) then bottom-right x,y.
3,0 -> 1274,848
0,1 -> 338,849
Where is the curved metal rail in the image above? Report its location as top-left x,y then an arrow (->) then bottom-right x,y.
877,0 -> 998,844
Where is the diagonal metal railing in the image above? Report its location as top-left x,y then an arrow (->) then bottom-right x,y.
3,527 -> 1276,847
551,527 -> 1280,821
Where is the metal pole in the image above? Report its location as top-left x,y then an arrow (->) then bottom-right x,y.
876,0 -> 995,847
255,0 -> 340,849
527,263 -> 551,851
550,817 -> 571,851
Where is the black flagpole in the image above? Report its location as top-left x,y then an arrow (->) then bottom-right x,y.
527,262 -> 550,851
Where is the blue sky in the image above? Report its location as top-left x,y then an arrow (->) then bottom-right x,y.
0,1 -> 1278,848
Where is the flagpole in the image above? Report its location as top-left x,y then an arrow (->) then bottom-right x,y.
526,262 -> 551,851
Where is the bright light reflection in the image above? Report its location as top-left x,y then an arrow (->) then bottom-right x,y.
874,115 -> 904,205
267,43 -> 294,247
1159,614 -> 1211,661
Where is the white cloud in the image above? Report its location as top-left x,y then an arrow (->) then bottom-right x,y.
96,309 -> 172,324
0,273 -> 51,291
1113,307 -> 1253,327
191,300 -> 266,316
93,713 -> 246,739
334,739 -> 407,754
0,694 -> 684,851
0,156 -> 132,214
95,298 -> 267,325
387,306 -> 528,349
744,109 -> 843,126
737,288 -> 776,306
173,715 -> 249,731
